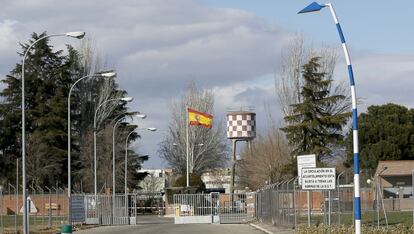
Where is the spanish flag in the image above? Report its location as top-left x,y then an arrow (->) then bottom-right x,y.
188,108 -> 213,129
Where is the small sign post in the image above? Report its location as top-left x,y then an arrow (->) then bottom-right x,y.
297,154 -> 316,226
301,168 -> 336,190
297,154 -> 316,185
301,167 -> 336,226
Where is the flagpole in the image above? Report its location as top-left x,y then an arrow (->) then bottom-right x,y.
186,106 -> 189,187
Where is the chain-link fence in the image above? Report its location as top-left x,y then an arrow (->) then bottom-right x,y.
255,168 -> 413,229
0,184 -> 68,233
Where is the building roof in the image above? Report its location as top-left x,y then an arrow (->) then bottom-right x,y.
375,160 -> 414,176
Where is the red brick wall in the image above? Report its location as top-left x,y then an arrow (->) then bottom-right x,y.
1,195 -> 68,215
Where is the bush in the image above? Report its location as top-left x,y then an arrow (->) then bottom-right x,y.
295,224 -> 414,234
173,173 -> 205,189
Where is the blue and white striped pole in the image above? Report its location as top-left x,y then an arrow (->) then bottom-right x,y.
298,2 -> 361,234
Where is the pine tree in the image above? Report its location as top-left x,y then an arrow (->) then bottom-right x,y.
0,33 -> 148,190
281,57 -> 350,162
345,103 -> 414,170
0,32 -> 69,185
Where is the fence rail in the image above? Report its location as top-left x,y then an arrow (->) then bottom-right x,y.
0,185 -> 68,233
173,193 -> 255,224
0,189 -> 168,233
255,169 -> 411,229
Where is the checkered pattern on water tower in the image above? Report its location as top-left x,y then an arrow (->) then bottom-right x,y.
226,112 -> 256,139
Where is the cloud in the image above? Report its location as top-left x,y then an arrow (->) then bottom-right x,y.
1,0 -> 294,168
333,53 -> 414,111
2,0 -> 414,168
0,20 -> 21,73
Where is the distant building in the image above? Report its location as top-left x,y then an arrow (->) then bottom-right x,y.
201,169 -> 232,193
375,160 -> 414,199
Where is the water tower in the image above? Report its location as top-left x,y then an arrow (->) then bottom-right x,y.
226,108 -> 256,193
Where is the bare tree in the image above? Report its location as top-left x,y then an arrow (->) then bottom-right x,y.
275,34 -> 351,120
158,82 -> 229,175
139,173 -> 164,193
275,35 -> 353,167
238,126 -> 290,190
71,38 -> 137,193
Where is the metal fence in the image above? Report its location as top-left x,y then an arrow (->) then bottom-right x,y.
0,188 -> 171,232
255,169 -> 412,229
0,184 -> 68,233
219,193 -> 256,224
173,193 -> 255,224
85,194 -> 141,225
133,192 -> 165,215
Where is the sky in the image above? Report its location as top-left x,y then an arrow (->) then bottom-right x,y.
1,0 -> 414,169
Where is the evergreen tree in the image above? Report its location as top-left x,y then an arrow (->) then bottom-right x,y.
281,57 -> 350,162
66,41 -> 148,193
0,32 -> 69,186
0,33 -> 147,190
345,103 -> 414,170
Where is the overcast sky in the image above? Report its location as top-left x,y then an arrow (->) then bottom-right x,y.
2,0 -> 414,168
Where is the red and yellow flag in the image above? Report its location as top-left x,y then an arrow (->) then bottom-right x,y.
188,108 -> 213,129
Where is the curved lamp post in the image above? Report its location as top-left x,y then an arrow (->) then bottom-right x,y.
124,127 -> 156,213
67,71 -> 116,224
21,31 -> 85,234
93,97 -> 133,198
111,114 -> 146,224
112,114 -> 146,196
298,2 -> 360,233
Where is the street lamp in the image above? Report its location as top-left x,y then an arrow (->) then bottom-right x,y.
65,32 -> 86,39
111,114 -> 146,224
124,127 -> 157,214
298,2 -> 361,233
21,31 -> 85,234
93,97 -> 133,198
67,71 -> 116,224
113,113 -> 147,195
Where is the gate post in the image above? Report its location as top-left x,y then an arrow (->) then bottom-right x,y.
210,192 -> 220,224
210,193 -> 213,224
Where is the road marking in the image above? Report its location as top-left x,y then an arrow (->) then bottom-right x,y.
249,223 -> 274,234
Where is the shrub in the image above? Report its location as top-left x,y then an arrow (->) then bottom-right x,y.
295,224 -> 414,234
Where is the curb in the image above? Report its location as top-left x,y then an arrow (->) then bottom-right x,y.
249,223 -> 274,234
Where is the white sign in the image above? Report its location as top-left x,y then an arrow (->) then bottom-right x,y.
301,168 -> 336,190
297,154 -> 316,185
20,196 -> 38,214
180,204 -> 190,212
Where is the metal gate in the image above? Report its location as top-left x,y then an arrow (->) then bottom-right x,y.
173,193 -> 219,224
173,193 -> 255,224
85,194 -> 135,225
219,193 -> 255,224
134,192 -> 165,215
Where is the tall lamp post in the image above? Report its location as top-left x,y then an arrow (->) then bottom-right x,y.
21,31 -> 85,234
298,2 -> 361,233
67,71 -> 116,224
111,114 -> 146,223
93,97 -> 133,198
124,127 -> 157,214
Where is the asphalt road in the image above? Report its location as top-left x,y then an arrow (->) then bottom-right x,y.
75,216 -> 265,234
